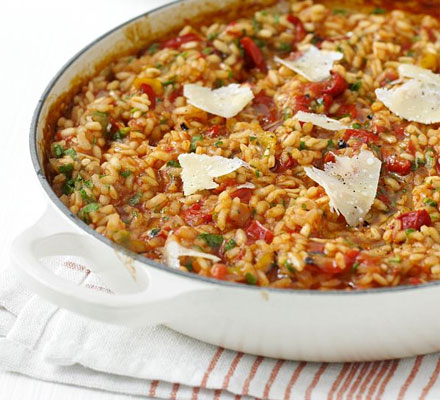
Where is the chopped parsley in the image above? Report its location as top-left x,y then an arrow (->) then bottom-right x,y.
207,33 -> 218,41
214,140 -> 223,148
202,47 -> 214,55
64,148 -> 77,160
278,42 -> 292,53
349,81 -> 362,91
166,160 -> 181,168
113,127 -> 130,141
371,8 -> 386,14
249,136 -> 257,142
120,169 -> 132,178
81,202 -> 99,214
128,192 -> 142,206
245,272 -> 257,285
405,228 -> 416,237
424,198 -> 437,207
190,134 -> 203,152
388,256 -> 401,263
411,158 -> 426,171
150,228 -> 160,237
198,233 -> 224,247
224,238 -> 237,252
162,77 -> 176,86
59,163 -> 73,174
352,123 -> 362,129
327,139 -> 335,149
333,8 -> 347,15
62,179 -> 75,195
53,144 -> 64,158
299,141 -> 308,150
147,43 -> 160,54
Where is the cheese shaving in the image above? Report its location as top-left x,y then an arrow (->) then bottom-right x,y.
304,149 -> 381,226
293,111 -> 348,131
375,64 -> 440,124
163,238 -> 220,269
178,153 -> 249,196
183,83 -> 254,118
274,46 -> 343,82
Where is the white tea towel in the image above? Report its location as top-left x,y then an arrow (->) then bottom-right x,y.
2,258 -> 440,400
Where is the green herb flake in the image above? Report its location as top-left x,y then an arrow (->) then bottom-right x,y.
128,192 -> 142,206
424,198 -> 437,207
83,179 -> 93,188
299,141 -> 308,150
251,18 -> 262,32
214,140 -> 223,148
207,33 -> 218,41
81,202 -> 99,214
162,77 -> 176,86
352,262 -> 360,271
327,139 -> 335,149
249,136 -> 257,142
147,43 -> 160,54
333,8 -> 347,15
166,160 -> 181,168
405,228 -> 416,237
224,238 -> 237,252
214,78 -> 225,88
278,42 -> 292,53
64,148 -> 77,160
245,272 -> 257,285
62,179 -> 75,195
190,134 -> 203,152
120,170 -> 132,178
202,47 -> 214,55
426,154 -> 435,169
59,163 -> 73,174
159,119 -> 168,125
412,35 -> 421,42
198,233 -> 224,247
352,123 -> 362,129
150,228 -> 160,237
412,158 -> 426,171
301,203 -> 308,210
53,144 -> 64,158
371,8 -> 386,14
349,81 -> 362,91
255,169 -> 261,177
388,256 -> 401,263
273,13 -> 280,24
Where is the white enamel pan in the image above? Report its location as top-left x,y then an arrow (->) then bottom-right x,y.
11,0 -> 440,362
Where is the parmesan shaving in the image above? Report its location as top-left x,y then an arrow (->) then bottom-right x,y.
304,149 -> 381,226
163,238 -> 220,269
183,83 -> 254,118
274,46 -> 343,82
375,64 -> 440,124
178,153 -> 249,196
293,111 -> 348,131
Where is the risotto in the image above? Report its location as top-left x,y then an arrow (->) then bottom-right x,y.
46,0 -> 440,290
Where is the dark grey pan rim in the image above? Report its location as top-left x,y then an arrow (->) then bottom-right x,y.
29,0 -> 440,296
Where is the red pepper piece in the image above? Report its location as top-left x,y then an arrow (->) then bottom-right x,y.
182,202 -> 212,226
211,263 -> 228,280
322,73 -> 348,97
336,104 -> 357,119
231,188 -> 253,203
343,129 -> 380,144
323,152 -> 336,164
140,83 -> 156,108
252,91 -> 278,127
246,220 -> 274,244
384,154 -> 412,176
397,210 -> 432,230
287,15 -> 307,42
205,125 -> 224,138
271,155 -> 298,172
160,33 -> 201,49
240,36 -> 267,72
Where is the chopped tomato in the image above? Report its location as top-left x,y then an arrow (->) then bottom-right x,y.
408,277 -> 422,285
380,71 -> 399,87
322,73 -> 348,97
271,154 -> 298,172
344,250 -> 360,269
323,152 -> 336,164
211,263 -> 228,280
168,87 -> 183,103
343,129 -> 379,144
160,33 -> 201,49
320,94 -> 334,111
205,125 -> 224,138
317,260 -> 344,275
246,220 -> 274,244
407,139 -> 416,156
140,83 -> 156,108
293,95 -> 311,112
287,14 -> 307,42
397,210 -> 432,230
182,202 -> 212,226
231,188 -> 253,203
240,36 -> 267,72
307,241 -> 325,253
212,178 -> 236,194
336,104 -> 357,119
252,91 -> 278,127
384,154 -> 412,176
394,123 -> 408,140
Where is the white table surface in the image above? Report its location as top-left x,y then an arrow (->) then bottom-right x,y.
0,0 -> 171,398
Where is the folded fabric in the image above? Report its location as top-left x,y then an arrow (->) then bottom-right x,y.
1,258 -> 440,400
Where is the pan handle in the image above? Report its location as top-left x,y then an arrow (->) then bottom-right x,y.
10,206 -> 216,326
